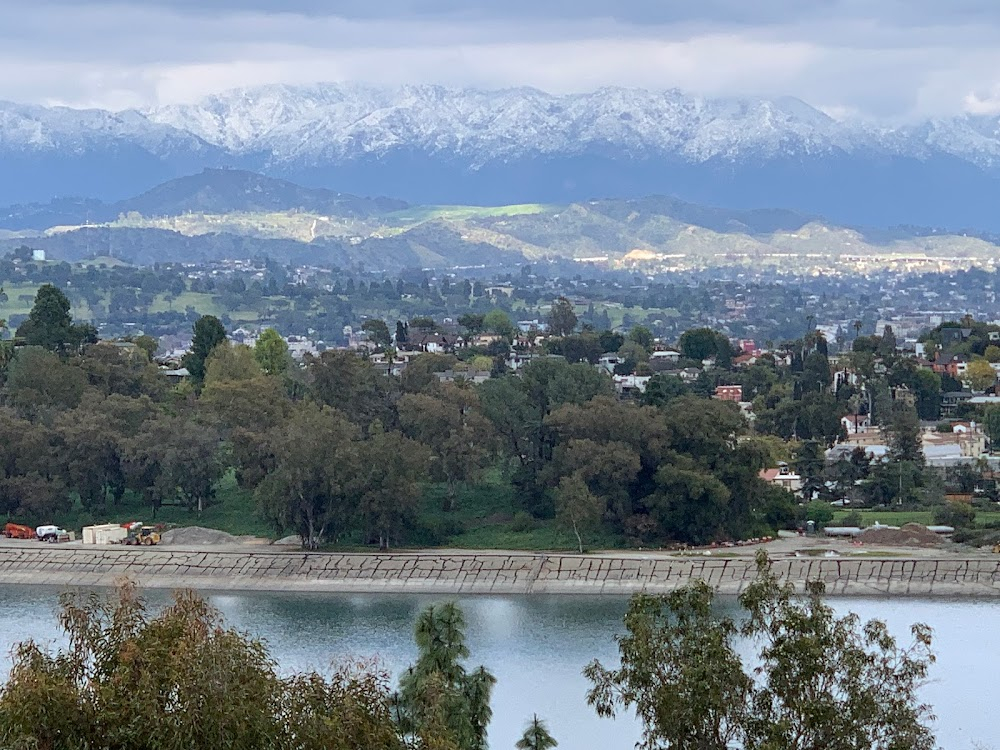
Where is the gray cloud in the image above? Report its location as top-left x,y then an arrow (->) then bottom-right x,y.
0,1 -> 999,119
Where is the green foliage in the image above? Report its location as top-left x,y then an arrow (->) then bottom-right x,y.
15,283 -> 96,353
395,603 -> 496,750
678,327 -> 732,363
586,553 -> 936,750
933,501 -> 976,528
0,582 -> 410,750
804,501 -> 835,526
547,296 -> 578,337
254,327 -> 290,375
183,314 -> 227,384
516,716 -> 558,750
483,308 -> 516,339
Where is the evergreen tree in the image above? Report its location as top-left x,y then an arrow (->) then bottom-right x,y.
183,315 -> 227,385
516,715 -> 557,750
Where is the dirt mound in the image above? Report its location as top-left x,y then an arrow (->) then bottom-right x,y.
272,535 -> 302,547
159,526 -> 240,546
857,523 -> 941,547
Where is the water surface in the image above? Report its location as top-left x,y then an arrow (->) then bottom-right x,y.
0,586 -> 996,749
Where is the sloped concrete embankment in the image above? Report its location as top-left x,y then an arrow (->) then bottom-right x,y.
0,547 -> 999,595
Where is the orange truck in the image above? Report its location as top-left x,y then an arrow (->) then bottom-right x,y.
3,523 -> 36,540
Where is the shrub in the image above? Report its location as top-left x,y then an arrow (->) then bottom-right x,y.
511,511 -> 537,533
933,502 -> 976,528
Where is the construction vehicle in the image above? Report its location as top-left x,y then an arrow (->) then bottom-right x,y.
2,523 -> 36,540
35,525 -> 70,543
123,522 -> 161,546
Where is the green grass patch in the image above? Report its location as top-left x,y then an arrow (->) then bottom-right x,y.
385,204 -> 553,224
414,469 -> 619,551
51,471 -> 273,539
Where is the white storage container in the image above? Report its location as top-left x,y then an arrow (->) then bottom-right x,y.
82,524 -> 128,545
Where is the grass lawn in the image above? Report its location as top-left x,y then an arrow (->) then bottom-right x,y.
385,204 -> 553,224
1,282 -> 98,321
831,508 -> 1000,528
51,471 -> 273,539
416,470 -> 618,552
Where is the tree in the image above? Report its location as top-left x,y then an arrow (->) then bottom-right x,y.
398,386 -> 495,508
678,327 -> 731,364
362,319 -> 393,350
16,284 -> 95,353
6,346 -> 88,413
483,308 -> 517,340
547,297 -> 578,337
516,715 -> 558,750
307,350 -> 397,425
585,552 -> 936,750
641,373 -> 689,407
886,403 -> 924,465
253,406 -> 359,548
137,414 -> 223,513
0,582 -> 409,750
395,603 -> 496,750
354,425 -> 430,549
183,315 -> 227,385
555,474 -> 605,553
204,342 -> 262,384
966,358 -> 996,391
628,325 -> 654,352
254,327 -> 290,376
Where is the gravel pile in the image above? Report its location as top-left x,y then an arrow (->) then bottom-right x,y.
272,535 -> 302,547
159,526 -> 240,546
857,523 -> 942,547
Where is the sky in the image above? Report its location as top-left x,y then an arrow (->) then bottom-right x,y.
1,0 -> 1000,120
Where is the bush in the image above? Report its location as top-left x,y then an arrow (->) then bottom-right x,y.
933,502 -> 977,528
840,510 -> 864,528
511,511 -> 537,533
803,501 -> 835,527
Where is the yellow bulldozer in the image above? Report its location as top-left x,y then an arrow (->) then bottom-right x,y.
123,523 -> 161,546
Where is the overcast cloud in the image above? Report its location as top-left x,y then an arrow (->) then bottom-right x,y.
1,0 -> 999,119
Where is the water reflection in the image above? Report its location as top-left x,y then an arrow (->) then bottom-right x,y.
0,586 -> 997,749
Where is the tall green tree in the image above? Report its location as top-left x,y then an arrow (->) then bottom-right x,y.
183,315 -> 227,385
253,328 -> 290,376
398,385 -> 495,508
547,297 -> 578,337
516,715 -> 558,750
253,406 -> 360,548
15,284 -> 95,353
395,603 -> 496,750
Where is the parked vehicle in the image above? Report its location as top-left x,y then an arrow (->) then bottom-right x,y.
122,522 -> 161,546
2,523 -> 36,540
35,525 -> 70,543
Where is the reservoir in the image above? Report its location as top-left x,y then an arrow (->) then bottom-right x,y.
0,586 -> 996,749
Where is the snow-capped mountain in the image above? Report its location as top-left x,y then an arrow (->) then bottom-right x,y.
5,83 -> 1000,229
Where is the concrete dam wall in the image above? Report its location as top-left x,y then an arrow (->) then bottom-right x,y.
0,545 -> 998,596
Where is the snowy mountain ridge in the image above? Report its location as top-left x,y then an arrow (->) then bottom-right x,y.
4,83 -> 996,165
5,83 -> 1000,229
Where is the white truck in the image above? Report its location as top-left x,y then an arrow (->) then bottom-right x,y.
35,525 -> 71,543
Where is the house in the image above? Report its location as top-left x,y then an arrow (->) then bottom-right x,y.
941,391 -> 973,417
714,384 -> 743,403
650,349 -> 681,364
160,367 -> 190,385
841,414 -> 872,434
598,354 -> 622,375
759,463 -> 803,494
405,332 -> 458,354
613,375 -> 651,397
